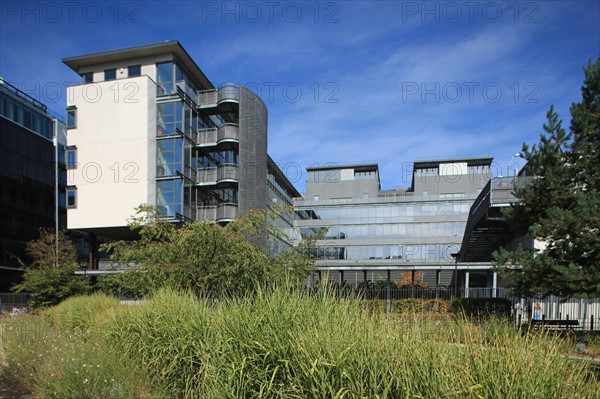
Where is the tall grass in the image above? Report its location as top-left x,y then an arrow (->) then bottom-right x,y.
2,285 -> 599,398
2,294 -> 155,398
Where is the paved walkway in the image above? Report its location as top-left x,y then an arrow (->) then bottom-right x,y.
0,372 -> 32,399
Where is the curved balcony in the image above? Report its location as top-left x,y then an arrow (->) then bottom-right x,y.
196,124 -> 239,147
217,164 -> 239,184
196,206 -> 216,222
217,124 -> 239,143
195,165 -> 238,185
216,203 -> 238,223
197,84 -> 240,108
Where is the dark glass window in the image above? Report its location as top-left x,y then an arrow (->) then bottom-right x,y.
128,65 -> 141,77
23,108 -> 33,129
82,72 -> 93,83
66,108 -> 76,129
66,188 -> 77,208
104,68 -> 116,81
66,148 -> 77,168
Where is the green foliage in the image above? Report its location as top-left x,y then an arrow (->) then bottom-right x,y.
41,293 -> 119,331
106,288 -> 212,397
12,229 -> 89,311
450,298 -> 512,319
3,288 -> 599,398
494,58 -> 600,297
364,298 -> 449,314
101,205 -> 316,298
2,313 -> 156,398
96,269 -> 156,298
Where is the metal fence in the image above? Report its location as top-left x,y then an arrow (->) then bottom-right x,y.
3,287 -> 599,330
0,293 -> 30,312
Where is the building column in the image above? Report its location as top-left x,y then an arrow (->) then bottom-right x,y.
339,270 -> 344,286
492,272 -> 498,298
464,271 -> 470,298
435,270 -> 441,298
88,233 -> 98,270
363,270 -> 368,299
411,270 -> 415,298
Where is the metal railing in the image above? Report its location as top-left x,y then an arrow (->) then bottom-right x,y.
0,293 -> 30,312
196,206 -> 217,222
216,203 -> 238,222
197,84 -> 240,107
196,168 -> 217,184
196,165 -> 238,185
196,124 -> 239,146
217,164 -> 238,182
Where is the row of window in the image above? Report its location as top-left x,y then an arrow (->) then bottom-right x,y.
0,93 -> 53,139
299,221 -> 466,240
81,65 -> 141,84
313,244 -> 461,262
156,61 -> 200,100
297,202 -> 471,222
157,100 -> 214,137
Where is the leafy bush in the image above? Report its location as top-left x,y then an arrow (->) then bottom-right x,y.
102,206 -> 317,299
12,230 -> 89,311
450,297 -> 512,319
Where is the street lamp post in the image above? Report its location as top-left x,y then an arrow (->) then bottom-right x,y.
508,153 -> 523,177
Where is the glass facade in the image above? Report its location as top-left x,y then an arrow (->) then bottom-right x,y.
296,199 -> 469,263
156,179 -> 182,217
156,61 -> 199,98
0,92 -> 52,139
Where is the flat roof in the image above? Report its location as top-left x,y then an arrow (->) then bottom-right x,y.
414,155 -> 493,168
307,162 -> 379,172
63,41 -> 214,90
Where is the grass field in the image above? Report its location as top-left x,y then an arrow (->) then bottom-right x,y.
1,287 -> 599,398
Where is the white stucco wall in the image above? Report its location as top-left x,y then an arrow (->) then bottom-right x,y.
66,75 -> 156,229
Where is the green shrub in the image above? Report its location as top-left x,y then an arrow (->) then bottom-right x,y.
450,297 -> 512,319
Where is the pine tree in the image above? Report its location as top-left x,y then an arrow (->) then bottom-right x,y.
494,58 -> 600,298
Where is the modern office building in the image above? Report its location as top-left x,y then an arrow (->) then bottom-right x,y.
293,157 -> 497,293
62,41 -> 300,267
0,78 -> 67,290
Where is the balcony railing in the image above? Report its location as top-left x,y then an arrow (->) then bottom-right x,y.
195,203 -> 238,223
217,164 -> 238,182
216,203 -> 238,222
196,168 -> 217,185
197,84 -> 240,107
217,124 -> 239,143
196,124 -> 239,147
196,165 -> 239,185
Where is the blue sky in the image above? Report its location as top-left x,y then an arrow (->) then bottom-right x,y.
1,1 -> 599,193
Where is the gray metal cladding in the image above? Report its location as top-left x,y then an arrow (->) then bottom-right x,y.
238,86 -> 268,216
